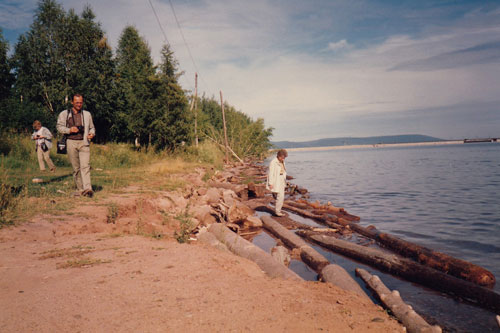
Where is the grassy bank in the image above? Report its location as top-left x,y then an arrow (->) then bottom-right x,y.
0,133 -> 224,227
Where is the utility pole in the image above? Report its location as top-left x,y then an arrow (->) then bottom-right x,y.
190,73 -> 199,147
220,90 -> 229,164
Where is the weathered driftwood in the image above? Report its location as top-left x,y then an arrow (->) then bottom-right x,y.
208,223 -> 301,281
294,198 -> 361,221
356,268 -> 442,333
298,231 -> 500,313
281,203 -> 344,229
247,203 -> 315,230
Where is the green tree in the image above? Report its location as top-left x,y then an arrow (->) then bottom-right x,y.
198,96 -> 273,159
11,1 -> 117,140
0,28 -> 13,102
115,26 -> 156,145
151,44 -> 191,150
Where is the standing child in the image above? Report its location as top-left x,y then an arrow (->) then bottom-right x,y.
32,120 -> 56,172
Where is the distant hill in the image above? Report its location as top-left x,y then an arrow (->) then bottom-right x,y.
272,134 -> 444,149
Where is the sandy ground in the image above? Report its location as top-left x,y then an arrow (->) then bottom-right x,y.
0,179 -> 404,332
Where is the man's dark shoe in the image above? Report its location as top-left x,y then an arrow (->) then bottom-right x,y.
82,189 -> 94,197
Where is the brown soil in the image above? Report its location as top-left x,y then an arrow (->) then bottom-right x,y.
0,173 -> 403,332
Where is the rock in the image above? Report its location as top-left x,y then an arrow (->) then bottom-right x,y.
171,195 -> 188,212
197,188 -> 208,196
190,205 -> 217,226
235,201 -> 254,216
32,178 -> 44,183
244,216 -> 263,228
156,198 -> 174,211
227,202 -> 248,224
271,246 -> 291,267
205,188 -> 221,204
222,189 -> 238,206
247,182 -> 266,198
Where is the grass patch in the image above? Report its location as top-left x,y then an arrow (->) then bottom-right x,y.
57,257 -> 111,269
106,203 -> 119,224
0,133 -> 222,226
39,245 -> 94,260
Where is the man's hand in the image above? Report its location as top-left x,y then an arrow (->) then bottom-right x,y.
70,126 -> 79,133
87,133 -> 94,140
269,184 -> 273,190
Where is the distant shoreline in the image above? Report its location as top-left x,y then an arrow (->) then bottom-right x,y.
282,140 -> 466,152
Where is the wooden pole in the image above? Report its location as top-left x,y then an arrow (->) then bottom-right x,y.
220,90 -> 229,164
193,73 -> 198,147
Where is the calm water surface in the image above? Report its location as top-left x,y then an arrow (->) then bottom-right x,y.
256,143 -> 500,331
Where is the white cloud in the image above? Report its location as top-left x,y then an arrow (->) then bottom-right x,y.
8,0 -> 500,140
327,39 -> 350,51
0,0 -> 37,29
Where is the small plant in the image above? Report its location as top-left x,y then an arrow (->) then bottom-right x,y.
106,203 -> 119,224
174,208 -> 195,243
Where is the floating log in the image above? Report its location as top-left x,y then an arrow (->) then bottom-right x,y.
281,203 -> 343,229
298,231 -> 500,313
287,199 -> 360,221
356,268 -> 442,333
376,232 -> 495,287
308,210 -> 495,287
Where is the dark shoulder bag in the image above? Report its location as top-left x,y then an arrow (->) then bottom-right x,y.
56,110 -> 71,154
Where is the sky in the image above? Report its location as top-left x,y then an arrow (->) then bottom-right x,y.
1,0 -> 500,141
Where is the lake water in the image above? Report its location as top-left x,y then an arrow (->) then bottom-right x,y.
256,142 -> 500,332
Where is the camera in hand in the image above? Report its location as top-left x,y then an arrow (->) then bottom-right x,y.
77,125 -> 84,133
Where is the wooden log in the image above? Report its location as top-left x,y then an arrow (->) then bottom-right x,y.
298,231 -> 500,313
208,223 -> 301,281
376,232 -> 495,287
321,264 -> 370,300
356,268 -> 442,333
261,216 -> 367,297
318,212 -> 495,287
282,203 -> 343,229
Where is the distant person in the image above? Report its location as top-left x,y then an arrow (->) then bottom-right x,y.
57,94 -> 95,197
266,149 -> 288,216
31,120 -> 56,172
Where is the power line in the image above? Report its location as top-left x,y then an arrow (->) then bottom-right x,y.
148,0 -> 170,46
167,0 -> 211,92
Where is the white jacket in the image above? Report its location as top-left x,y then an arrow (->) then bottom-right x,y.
56,109 -> 95,145
31,127 -> 53,149
266,157 -> 286,193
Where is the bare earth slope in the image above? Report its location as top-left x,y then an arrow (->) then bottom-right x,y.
0,180 -> 403,332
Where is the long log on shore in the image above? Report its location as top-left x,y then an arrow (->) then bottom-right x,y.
356,268 -> 442,333
261,216 -> 369,299
208,223 -> 301,281
298,231 -> 500,313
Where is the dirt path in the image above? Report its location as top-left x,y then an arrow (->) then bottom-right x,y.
0,176 -> 403,332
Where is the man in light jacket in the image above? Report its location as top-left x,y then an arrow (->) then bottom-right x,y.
266,149 -> 288,216
31,120 -> 56,172
57,94 -> 95,197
